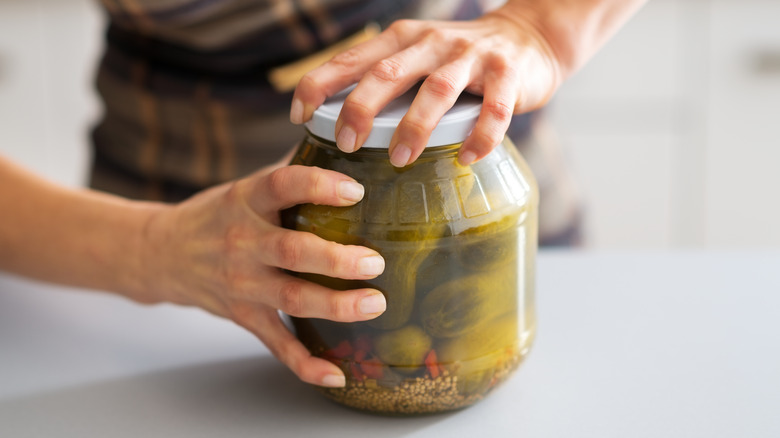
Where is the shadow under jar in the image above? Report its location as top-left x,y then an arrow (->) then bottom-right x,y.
281,87 -> 538,415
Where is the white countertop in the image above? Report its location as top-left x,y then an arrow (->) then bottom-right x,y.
1,250 -> 779,437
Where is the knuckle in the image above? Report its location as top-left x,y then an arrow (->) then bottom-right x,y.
297,73 -> 323,94
342,96 -> 374,121
425,71 -> 460,99
278,280 -> 304,316
421,27 -> 447,44
266,167 -> 291,202
400,115 -> 432,138
369,58 -> 405,83
483,99 -> 514,122
328,293 -> 353,321
276,232 -> 303,269
326,243 -> 350,276
330,48 -> 362,71
486,52 -> 517,77
450,35 -> 472,53
307,169 -> 329,200
223,181 -> 242,204
473,128 -> 504,152
387,19 -> 414,37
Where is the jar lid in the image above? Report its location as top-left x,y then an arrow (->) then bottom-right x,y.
305,84 -> 482,148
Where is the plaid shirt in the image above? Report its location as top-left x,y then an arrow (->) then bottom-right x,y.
90,0 -> 582,245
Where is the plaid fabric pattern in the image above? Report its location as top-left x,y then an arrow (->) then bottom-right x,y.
90,0 -> 582,245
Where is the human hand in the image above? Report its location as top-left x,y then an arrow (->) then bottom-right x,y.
290,6 -> 563,167
139,163 -> 386,388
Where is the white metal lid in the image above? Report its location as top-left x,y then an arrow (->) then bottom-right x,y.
305,84 -> 483,148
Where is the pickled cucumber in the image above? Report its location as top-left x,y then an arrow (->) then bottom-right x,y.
364,163 -> 445,329
437,315 -> 519,394
368,224 -> 442,329
421,267 -> 516,338
457,214 -> 519,271
437,314 -> 518,365
374,325 -> 432,372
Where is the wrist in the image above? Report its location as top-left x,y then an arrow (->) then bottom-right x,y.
89,198 -> 168,303
491,0 -> 580,79
129,182 -> 234,311
127,201 -> 175,304
481,4 -> 566,90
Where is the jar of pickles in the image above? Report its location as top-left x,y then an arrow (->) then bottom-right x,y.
281,87 -> 538,415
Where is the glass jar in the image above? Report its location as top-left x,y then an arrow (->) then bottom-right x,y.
281,87 -> 538,415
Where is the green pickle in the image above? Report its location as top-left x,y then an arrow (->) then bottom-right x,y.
421,267 -> 516,338
374,325 -> 432,373
437,315 -> 520,395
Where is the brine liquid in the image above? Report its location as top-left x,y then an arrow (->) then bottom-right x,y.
290,210 -> 536,414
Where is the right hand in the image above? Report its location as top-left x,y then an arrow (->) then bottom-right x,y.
290,10 -> 563,167
138,163 -> 386,388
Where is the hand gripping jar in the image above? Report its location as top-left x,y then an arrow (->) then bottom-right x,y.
281,87 -> 538,415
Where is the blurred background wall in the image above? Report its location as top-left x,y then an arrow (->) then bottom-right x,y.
548,0 -> 780,249
1,0 -> 778,249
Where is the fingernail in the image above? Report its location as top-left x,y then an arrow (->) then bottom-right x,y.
338,180 -> 365,203
390,143 -> 412,167
358,255 -> 385,277
290,98 -> 304,124
359,292 -> 386,315
336,125 -> 357,152
321,374 -> 346,388
459,150 -> 477,166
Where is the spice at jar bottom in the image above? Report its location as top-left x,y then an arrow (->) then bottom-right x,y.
318,348 -> 526,415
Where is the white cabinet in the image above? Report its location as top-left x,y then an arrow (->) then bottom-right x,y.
549,0 -> 780,248
705,0 -> 780,247
548,0 -> 684,248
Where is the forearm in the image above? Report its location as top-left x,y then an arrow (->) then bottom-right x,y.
0,156 -> 165,299
494,0 -> 647,78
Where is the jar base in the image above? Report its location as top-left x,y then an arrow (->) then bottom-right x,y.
314,350 -> 526,416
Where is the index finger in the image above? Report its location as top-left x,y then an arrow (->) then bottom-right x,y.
290,21 -> 420,125
245,165 -> 365,213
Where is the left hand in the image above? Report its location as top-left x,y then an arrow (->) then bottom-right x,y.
290,8 -> 563,167
138,161 -> 386,388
